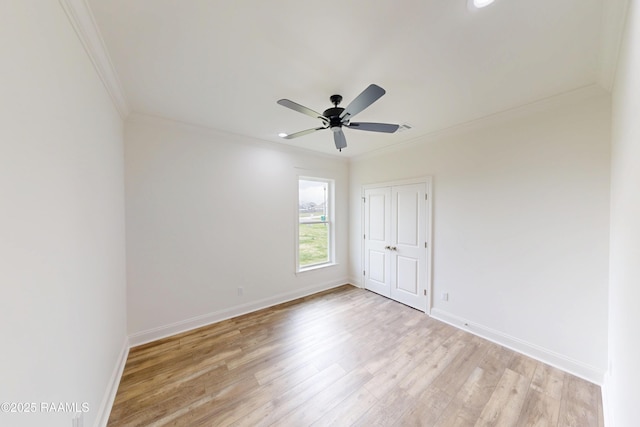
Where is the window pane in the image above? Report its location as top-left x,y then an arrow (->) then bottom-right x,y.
298,223 -> 329,267
299,180 -> 329,222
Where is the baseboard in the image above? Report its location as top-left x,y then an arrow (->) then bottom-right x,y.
128,279 -> 350,347
601,371 -> 613,427
348,276 -> 364,288
430,308 -> 605,385
95,336 -> 129,427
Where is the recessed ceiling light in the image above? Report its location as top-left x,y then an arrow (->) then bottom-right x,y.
278,132 -> 287,138
472,0 -> 495,8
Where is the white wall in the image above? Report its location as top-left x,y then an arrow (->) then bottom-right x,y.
0,2 -> 127,427
125,116 -> 350,343
350,90 -> 611,382
606,1 -> 640,425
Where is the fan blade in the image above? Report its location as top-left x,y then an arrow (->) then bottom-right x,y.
282,127 -> 326,139
346,122 -> 399,133
339,84 -> 386,120
333,128 -> 347,151
277,99 -> 328,122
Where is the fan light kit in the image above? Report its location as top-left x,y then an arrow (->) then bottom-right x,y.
277,84 -> 399,152
471,0 -> 495,8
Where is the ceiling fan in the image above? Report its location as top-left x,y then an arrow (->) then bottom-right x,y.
277,84 -> 399,152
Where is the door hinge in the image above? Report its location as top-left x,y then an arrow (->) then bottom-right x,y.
424,289 -> 427,296
363,234 -> 366,240
425,194 -> 428,200
425,242 -> 427,248
362,197 -> 366,203
363,270 -> 366,276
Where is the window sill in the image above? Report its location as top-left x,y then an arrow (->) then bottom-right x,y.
296,262 -> 338,274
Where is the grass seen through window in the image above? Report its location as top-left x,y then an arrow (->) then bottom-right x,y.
298,222 -> 329,266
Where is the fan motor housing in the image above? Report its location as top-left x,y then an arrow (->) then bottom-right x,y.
325,94 -> 345,127
323,106 -> 345,127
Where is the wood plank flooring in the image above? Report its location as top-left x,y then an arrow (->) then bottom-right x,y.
107,285 -> 604,427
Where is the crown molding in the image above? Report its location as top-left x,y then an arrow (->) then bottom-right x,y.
127,112 -> 349,162
598,0 -> 630,92
351,84 -> 609,163
58,0 -> 130,118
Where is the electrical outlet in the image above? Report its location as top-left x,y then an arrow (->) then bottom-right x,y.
441,292 -> 449,301
237,287 -> 244,296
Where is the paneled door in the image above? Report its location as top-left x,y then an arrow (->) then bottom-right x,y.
364,182 -> 428,311
363,187 -> 392,298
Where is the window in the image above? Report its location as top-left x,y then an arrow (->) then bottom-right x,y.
297,177 -> 334,271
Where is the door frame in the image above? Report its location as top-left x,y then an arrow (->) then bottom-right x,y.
361,176 -> 433,314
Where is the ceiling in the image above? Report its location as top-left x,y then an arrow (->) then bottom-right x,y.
88,0 -> 614,157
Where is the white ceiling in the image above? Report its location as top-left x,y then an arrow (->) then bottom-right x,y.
88,0 -> 613,157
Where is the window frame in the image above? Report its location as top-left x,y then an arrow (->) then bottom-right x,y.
296,176 -> 335,273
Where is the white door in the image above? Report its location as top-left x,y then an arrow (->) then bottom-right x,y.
364,187 -> 391,298
364,183 -> 428,311
389,183 -> 427,310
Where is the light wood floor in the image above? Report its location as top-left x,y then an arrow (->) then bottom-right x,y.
108,285 -> 604,427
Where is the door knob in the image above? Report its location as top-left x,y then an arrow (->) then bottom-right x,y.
384,245 -> 391,250
391,246 -> 397,251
